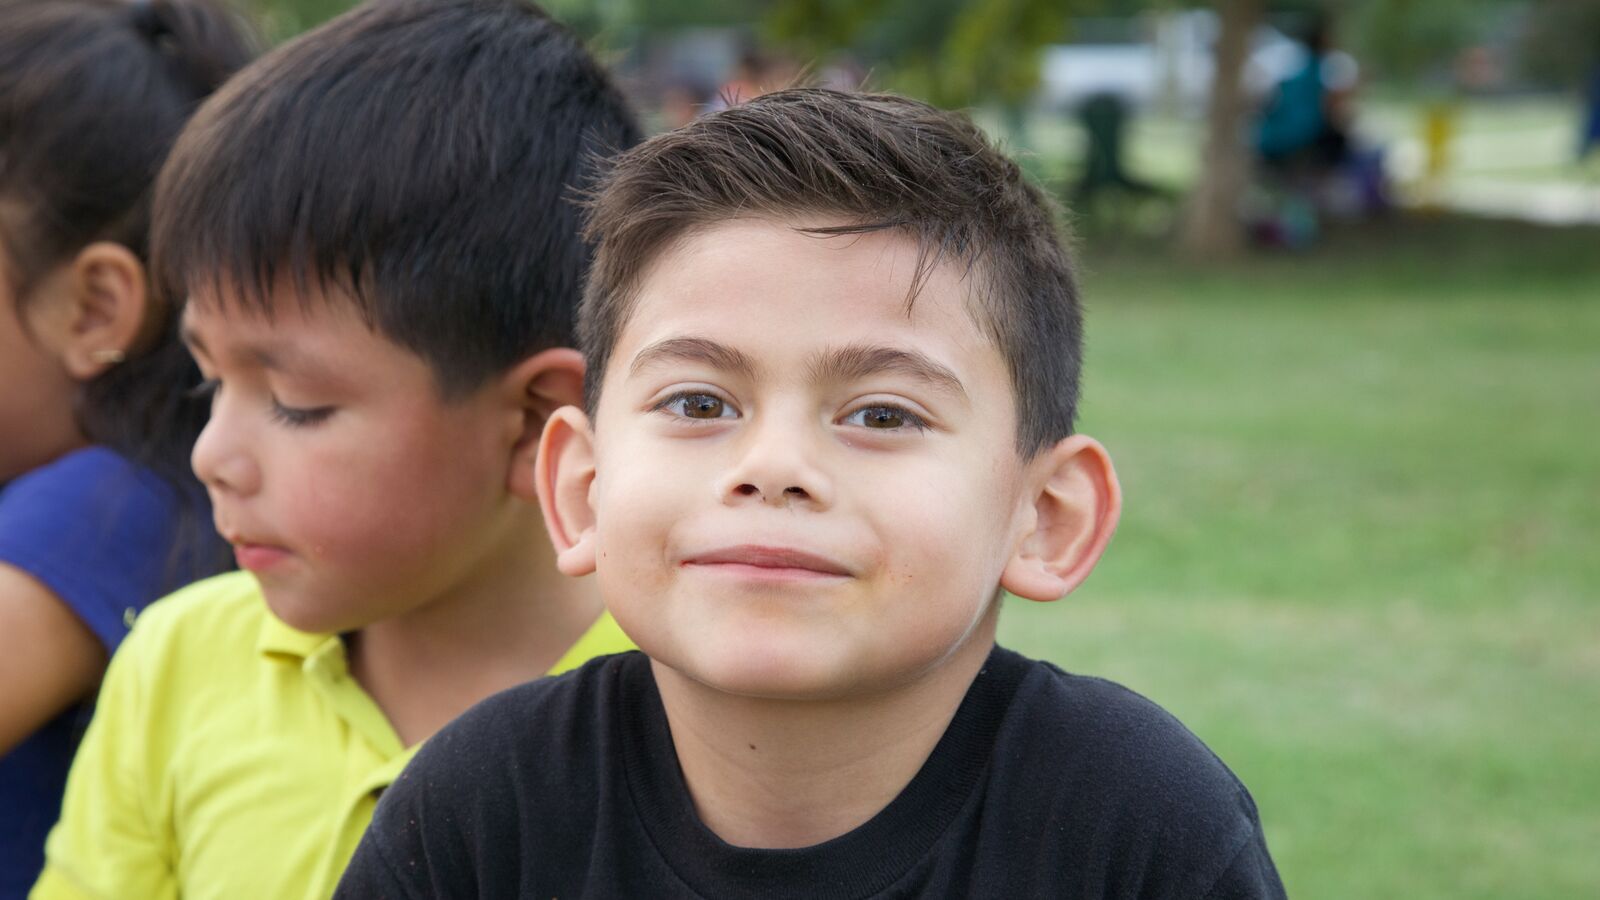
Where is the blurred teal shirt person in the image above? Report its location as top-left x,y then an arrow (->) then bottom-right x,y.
1257,51 -> 1328,161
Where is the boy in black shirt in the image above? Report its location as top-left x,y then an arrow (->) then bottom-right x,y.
338,89 -> 1286,899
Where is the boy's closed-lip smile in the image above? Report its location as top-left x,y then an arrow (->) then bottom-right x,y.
233,542 -> 291,573
681,545 -> 852,581
223,531 -> 292,572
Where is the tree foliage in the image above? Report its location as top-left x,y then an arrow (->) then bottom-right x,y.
1346,0 -> 1507,82
1517,0 -> 1600,87
766,0 -> 1079,108
238,0 -> 352,41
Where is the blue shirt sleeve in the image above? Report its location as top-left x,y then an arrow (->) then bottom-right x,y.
0,447 -> 212,652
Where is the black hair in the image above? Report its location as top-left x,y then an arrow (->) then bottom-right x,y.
0,0 -> 257,487
581,89 -> 1082,456
153,0 -> 643,397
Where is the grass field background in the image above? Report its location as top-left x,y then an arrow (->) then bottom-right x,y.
994,216 -> 1599,899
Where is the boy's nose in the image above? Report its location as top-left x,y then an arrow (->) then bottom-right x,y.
190,408 -> 261,497
717,415 -> 833,510
729,482 -> 816,506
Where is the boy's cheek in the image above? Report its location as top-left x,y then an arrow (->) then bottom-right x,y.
596,446 -> 708,515
593,502 -> 672,576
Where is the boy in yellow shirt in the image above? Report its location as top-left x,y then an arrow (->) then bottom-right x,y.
32,2 -> 638,897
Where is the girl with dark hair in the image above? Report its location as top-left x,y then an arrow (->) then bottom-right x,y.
0,1 -> 255,891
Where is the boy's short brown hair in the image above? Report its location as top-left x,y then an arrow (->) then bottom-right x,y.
579,88 -> 1082,455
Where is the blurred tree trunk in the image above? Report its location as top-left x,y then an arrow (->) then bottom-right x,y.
1177,0 -> 1263,260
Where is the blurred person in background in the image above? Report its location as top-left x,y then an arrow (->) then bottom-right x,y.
1255,13 -> 1352,172
1580,60 -> 1600,160
1249,13 -> 1388,246
0,0 -> 253,894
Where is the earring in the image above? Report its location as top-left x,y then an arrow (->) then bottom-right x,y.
90,348 -> 126,365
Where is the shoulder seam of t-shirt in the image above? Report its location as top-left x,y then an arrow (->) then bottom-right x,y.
1036,659 -> 1255,796
0,447 -> 163,514
0,551 -> 126,647
366,814 -> 428,900
1198,818 -> 1268,900
0,446 -> 189,648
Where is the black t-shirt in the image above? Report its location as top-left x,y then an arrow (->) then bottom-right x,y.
337,647 -> 1285,899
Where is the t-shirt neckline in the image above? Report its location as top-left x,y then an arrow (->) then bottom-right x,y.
619,646 -> 1029,899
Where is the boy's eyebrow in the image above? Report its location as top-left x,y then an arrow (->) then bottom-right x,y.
628,338 -> 968,399
178,322 -> 209,356
179,320 -> 343,384
629,337 -> 758,380
807,344 -> 968,400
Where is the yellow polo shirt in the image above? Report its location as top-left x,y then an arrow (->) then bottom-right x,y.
31,570 -> 633,900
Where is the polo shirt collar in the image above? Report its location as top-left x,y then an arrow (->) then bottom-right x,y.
255,610 -> 405,759
256,609 -> 334,661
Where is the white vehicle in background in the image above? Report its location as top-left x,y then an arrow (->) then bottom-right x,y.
1037,11 -> 1351,114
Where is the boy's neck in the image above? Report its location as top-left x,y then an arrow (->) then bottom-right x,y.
346,514 -> 602,747
654,614 -> 998,850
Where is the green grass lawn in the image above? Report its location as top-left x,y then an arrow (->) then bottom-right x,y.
994,216 -> 1600,899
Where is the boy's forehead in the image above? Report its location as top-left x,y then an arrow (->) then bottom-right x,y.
181,300 -> 320,369
627,220 -> 981,332
609,218 -> 1006,392
181,277 -> 473,400
179,288 -> 370,373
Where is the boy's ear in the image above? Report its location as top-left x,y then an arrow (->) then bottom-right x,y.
503,346 -> 585,424
519,347 -> 586,421
534,405 -> 600,577
50,242 -> 151,380
999,435 -> 1121,603
504,347 -> 585,497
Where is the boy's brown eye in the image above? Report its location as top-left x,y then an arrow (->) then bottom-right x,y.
843,404 -> 927,431
679,394 -> 725,418
861,407 -> 903,428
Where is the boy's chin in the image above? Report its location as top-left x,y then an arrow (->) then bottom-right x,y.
679,662 -> 862,703
660,639 -> 929,704
257,581 -> 368,636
